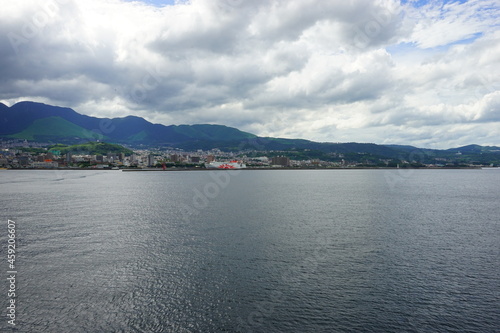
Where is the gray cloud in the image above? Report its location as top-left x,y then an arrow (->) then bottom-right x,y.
0,0 -> 499,148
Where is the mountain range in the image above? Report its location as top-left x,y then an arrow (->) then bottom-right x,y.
0,101 -> 255,145
1,101 -> 499,165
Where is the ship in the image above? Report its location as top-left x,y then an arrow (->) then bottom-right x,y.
205,160 -> 246,169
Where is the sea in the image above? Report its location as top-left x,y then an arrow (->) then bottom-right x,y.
1,169 -> 499,332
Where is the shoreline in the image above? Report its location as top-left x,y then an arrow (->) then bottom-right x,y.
2,166 -> 483,171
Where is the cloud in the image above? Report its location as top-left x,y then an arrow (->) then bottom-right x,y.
403,0 -> 499,48
0,0 -> 499,148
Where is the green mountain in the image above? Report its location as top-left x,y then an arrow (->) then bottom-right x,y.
1,101 -> 499,165
11,116 -> 98,142
446,144 -> 500,153
0,101 -> 256,145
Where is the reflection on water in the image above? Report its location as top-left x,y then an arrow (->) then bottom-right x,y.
1,169 -> 499,332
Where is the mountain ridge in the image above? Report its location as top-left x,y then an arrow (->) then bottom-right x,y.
0,101 -> 256,145
1,101 -> 499,166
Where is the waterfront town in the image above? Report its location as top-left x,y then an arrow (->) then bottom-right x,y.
0,138 -> 496,170
0,139 -> 334,169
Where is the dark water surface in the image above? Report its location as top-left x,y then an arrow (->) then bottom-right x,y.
1,169 -> 499,332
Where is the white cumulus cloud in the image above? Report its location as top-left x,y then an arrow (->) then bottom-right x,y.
0,0 -> 499,148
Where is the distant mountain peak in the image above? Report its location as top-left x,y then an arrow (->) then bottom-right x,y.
0,101 -> 257,145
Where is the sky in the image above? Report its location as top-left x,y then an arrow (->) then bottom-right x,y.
0,0 -> 499,148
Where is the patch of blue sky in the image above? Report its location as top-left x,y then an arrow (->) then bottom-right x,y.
444,32 -> 484,47
386,31 -> 483,58
122,0 -> 179,7
400,0 -> 468,7
400,0 -> 429,8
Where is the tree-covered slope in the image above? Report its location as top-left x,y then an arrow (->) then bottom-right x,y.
10,116 -> 94,141
0,101 -> 256,145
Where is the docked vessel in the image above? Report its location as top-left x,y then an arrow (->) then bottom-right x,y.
205,160 -> 246,169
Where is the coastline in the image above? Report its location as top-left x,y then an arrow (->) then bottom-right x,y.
3,167 -> 482,171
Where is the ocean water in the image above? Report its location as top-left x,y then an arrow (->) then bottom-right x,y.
1,169 -> 499,332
